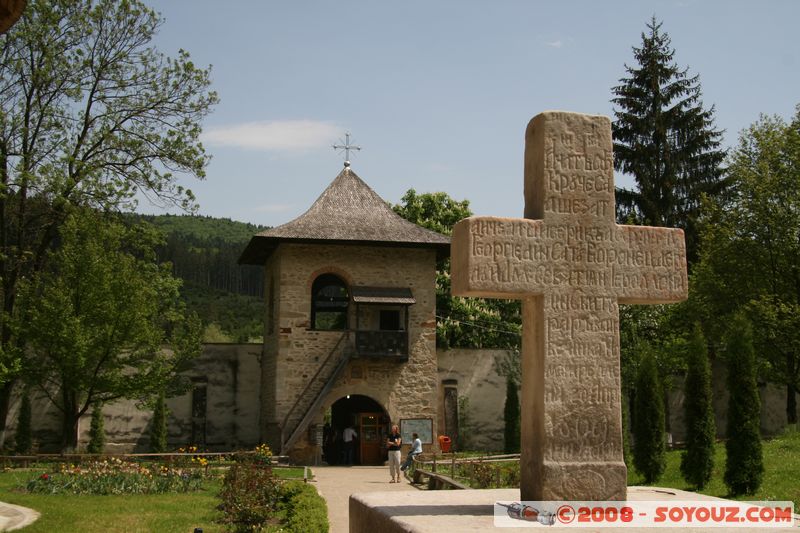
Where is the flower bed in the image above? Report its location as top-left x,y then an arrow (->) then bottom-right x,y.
25,458 -> 207,495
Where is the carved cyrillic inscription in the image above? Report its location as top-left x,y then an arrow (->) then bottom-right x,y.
464,218 -> 687,297
471,234 -> 682,267
544,383 -> 620,405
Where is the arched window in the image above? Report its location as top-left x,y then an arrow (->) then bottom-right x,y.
311,274 -> 349,330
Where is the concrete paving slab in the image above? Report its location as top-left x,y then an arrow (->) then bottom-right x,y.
350,486 -> 800,533
313,465 -> 418,533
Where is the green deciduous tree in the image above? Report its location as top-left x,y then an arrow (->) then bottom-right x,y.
680,325 -> 715,489
392,189 -> 472,236
87,401 -> 105,454
23,211 -> 201,451
0,0 -> 217,443
691,108 -> 800,425
619,303 -> 688,442
503,376 -> 520,454
723,314 -> 763,496
612,16 -> 725,262
393,189 -> 521,351
633,349 -> 666,483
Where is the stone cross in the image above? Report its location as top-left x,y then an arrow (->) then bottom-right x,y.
450,111 -> 688,501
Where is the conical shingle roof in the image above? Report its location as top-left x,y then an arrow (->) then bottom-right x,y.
239,167 -> 450,265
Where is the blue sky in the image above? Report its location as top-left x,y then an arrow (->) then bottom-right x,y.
146,0 -> 800,227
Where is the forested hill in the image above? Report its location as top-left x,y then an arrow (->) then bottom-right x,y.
144,213 -> 265,243
138,214 -> 267,297
135,214 -> 269,342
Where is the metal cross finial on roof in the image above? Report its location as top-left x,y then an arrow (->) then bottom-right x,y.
333,132 -> 361,167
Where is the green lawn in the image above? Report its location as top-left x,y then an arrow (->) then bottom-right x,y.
274,466 -> 310,479
627,430 -> 800,508
0,466 -> 310,532
0,471 -> 225,533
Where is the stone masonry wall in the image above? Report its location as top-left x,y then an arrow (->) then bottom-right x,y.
667,357 -> 798,443
5,344 -> 262,453
260,255 -> 280,448
265,243 -> 439,462
437,348 -> 509,451
6,344 -> 797,454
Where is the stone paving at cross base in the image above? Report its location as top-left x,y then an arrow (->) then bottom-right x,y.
312,465 -> 418,533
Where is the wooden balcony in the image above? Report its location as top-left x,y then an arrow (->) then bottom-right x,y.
354,330 -> 408,360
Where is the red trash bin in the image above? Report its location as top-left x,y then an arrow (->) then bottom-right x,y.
438,435 -> 452,453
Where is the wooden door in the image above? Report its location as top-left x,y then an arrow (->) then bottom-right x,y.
358,412 -> 385,465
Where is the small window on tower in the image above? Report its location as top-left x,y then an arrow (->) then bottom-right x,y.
311,274 -> 349,330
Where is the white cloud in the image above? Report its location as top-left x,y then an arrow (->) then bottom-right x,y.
544,40 -> 563,48
203,120 -> 340,151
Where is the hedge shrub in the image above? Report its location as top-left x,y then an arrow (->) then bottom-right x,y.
87,402 -> 105,454
14,390 -> 32,454
278,481 -> 329,533
503,376 -> 520,453
680,325 -> 715,489
724,314 -> 764,495
633,349 -> 666,483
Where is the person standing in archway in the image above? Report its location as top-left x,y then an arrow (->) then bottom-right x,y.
386,424 -> 402,482
342,424 -> 357,465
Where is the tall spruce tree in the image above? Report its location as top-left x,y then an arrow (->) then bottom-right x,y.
612,16 -> 725,262
503,376 -> 520,453
724,314 -> 764,495
680,325 -> 715,489
633,350 -> 666,483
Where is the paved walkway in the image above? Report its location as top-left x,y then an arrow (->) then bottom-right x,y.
313,466 -> 418,533
0,501 -> 39,531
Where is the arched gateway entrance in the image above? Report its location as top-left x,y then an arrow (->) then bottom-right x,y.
324,394 -> 389,465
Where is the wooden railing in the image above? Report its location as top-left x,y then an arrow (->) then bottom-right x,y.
407,452 -> 521,490
354,330 -> 407,358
